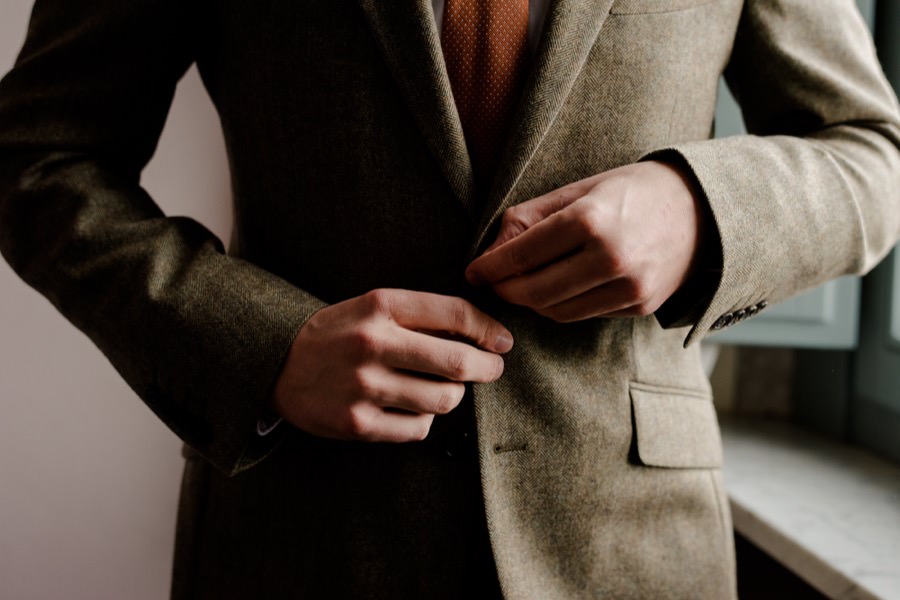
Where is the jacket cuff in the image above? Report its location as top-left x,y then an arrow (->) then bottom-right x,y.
641,150 -> 724,333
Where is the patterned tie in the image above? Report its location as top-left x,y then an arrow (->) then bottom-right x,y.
441,0 -> 530,183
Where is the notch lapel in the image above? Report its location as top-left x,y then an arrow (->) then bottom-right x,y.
356,0 -> 476,216
473,0 -> 616,253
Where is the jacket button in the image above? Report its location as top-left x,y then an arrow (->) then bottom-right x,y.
748,300 -> 768,316
712,313 -> 734,330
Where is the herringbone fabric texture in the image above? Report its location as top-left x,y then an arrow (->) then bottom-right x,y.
2,1 -> 899,598
442,0 -> 529,180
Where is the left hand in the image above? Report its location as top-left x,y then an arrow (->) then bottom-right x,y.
466,161 -> 708,322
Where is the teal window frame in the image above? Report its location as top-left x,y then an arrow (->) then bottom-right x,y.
707,0 -> 900,463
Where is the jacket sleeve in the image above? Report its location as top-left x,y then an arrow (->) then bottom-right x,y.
0,0 -> 326,474
650,0 -> 900,345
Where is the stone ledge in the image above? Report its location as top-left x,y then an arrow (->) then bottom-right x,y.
721,417 -> 900,600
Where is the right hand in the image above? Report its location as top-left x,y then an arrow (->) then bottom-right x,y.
272,289 -> 514,442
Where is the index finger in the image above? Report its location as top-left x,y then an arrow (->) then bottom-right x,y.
466,211 -> 580,285
377,290 -> 514,354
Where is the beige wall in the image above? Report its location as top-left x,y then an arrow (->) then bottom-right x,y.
0,3 -> 232,598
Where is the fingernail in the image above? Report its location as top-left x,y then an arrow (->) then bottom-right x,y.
494,332 -> 514,353
466,269 -> 484,286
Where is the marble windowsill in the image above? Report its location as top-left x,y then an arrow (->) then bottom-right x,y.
721,417 -> 900,600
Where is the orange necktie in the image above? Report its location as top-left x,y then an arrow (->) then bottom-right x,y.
441,0 -> 530,183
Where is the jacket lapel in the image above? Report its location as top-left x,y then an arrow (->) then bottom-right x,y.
355,0 -> 476,216
473,0 -> 616,253
356,0 -> 615,234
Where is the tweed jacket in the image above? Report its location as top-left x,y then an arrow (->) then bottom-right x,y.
1,0 -> 898,598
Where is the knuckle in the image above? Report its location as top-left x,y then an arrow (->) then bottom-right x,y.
362,288 -> 394,316
574,203 -> 604,238
490,356 -> 505,380
635,295 -> 663,317
411,418 -> 433,442
448,299 -> 471,333
499,209 -> 517,230
435,383 -> 465,414
502,205 -> 529,230
559,186 -> 583,204
622,275 -> 649,305
503,204 -> 524,225
444,349 -> 469,380
503,204 -> 522,220
621,276 -> 641,300
344,406 -> 373,438
632,302 -> 655,317
605,250 -> 630,278
350,369 -> 380,401
350,325 -> 382,359
478,319 -> 495,346
455,304 -> 494,346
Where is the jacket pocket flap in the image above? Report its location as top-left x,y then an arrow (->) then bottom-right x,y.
630,383 -> 723,468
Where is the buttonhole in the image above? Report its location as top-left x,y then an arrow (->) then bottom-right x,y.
494,443 -> 528,454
